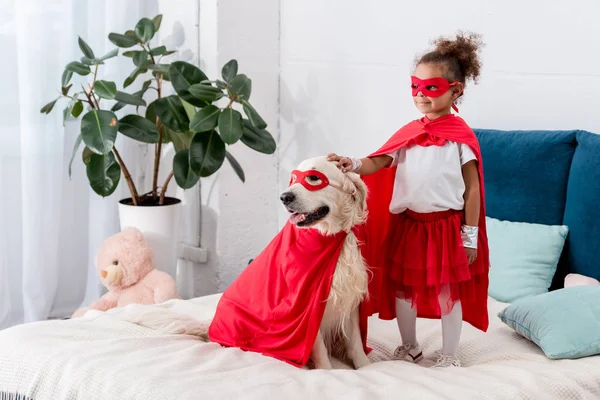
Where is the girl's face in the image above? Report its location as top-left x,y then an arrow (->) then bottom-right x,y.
412,63 -> 463,120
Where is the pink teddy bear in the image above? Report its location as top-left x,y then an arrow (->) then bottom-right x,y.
72,227 -> 179,317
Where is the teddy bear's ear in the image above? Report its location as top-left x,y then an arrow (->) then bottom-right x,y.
121,227 -> 144,241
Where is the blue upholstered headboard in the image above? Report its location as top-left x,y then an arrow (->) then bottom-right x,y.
474,129 -> 600,289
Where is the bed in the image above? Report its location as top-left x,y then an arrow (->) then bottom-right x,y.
1,128 -> 600,399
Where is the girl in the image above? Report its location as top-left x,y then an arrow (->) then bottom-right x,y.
328,32 -> 490,368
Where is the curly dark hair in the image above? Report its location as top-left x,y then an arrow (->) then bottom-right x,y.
416,31 -> 484,88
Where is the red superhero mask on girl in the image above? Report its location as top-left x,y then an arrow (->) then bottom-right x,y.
411,76 -> 458,98
289,169 -> 330,191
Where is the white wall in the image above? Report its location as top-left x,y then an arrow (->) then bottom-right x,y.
278,0 -> 600,227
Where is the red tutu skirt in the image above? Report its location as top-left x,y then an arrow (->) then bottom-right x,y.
386,209 -> 488,320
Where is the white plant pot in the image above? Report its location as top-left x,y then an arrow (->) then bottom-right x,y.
118,197 -> 182,280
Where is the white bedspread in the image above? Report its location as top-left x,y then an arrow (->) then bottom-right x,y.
1,295 -> 599,400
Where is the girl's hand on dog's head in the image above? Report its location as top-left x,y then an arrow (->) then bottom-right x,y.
327,153 -> 353,173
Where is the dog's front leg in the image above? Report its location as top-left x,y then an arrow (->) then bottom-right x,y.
310,330 -> 332,369
345,308 -> 371,369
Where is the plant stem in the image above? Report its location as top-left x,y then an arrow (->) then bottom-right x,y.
159,171 -> 174,205
81,85 -> 95,108
226,96 -> 236,108
88,65 -> 102,108
113,147 -> 139,206
88,84 -> 101,109
152,74 -> 164,200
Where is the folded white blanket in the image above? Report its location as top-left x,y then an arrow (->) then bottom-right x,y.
1,295 -> 599,400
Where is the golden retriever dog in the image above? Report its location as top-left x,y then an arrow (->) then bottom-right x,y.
115,156 -> 371,369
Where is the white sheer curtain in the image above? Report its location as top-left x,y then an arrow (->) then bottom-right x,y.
0,0 -> 168,328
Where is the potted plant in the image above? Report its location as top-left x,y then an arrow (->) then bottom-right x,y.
41,15 -> 276,278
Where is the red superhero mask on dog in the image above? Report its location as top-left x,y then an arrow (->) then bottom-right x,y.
289,169 -> 330,191
289,169 -> 351,194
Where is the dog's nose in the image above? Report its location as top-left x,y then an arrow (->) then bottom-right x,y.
280,192 -> 295,205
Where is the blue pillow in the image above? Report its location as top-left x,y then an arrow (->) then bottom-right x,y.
562,130 -> 600,282
498,286 -> 600,359
486,216 -> 568,303
474,129 -> 577,226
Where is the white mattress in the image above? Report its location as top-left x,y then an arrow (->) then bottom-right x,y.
1,295 -> 599,400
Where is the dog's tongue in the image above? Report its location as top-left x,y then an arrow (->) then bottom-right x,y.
289,212 -> 306,225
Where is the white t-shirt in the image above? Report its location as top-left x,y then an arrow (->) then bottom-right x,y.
388,140 -> 477,214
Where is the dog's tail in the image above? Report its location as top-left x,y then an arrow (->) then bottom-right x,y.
113,305 -> 211,341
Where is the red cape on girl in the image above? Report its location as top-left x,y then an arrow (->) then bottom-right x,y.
208,221 -> 370,367
355,114 -> 491,332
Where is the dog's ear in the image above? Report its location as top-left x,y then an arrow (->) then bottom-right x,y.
343,172 -> 368,224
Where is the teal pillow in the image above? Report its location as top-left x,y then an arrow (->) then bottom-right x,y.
486,216 -> 568,302
498,286 -> 600,359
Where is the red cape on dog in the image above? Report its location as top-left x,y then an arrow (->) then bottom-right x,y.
208,221 -> 369,368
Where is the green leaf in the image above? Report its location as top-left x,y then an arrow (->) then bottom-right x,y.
108,33 -> 138,48
147,64 -> 170,73
135,18 -> 156,43
218,108 -> 243,144
66,61 -> 91,76
152,14 -> 163,31
167,129 -> 194,152
86,151 -> 121,197
114,91 -> 146,106
189,105 -> 220,133
221,59 -> 238,82
99,48 -> 118,61
189,130 -> 226,177
225,151 -> 245,183
216,80 -> 228,90
68,135 -> 83,178
122,50 -> 139,58
180,98 -> 196,121
63,100 -> 75,124
72,100 -> 83,118
173,149 -> 200,189
145,100 -> 157,123
94,80 -> 117,100
125,30 -> 139,41
142,79 -> 153,92
229,74 -> 251,102
80,56 -> 103,66
241,100 -> 267,129
111,101 -> 127,112
188,83 -> 224,103
62,69 -> 73,87
78,36 -> 95,59
150,46 -> 167,56
82,147 -> 94,165
241,119 -> 276,154
40,98 -> 59,114
169,61 -> 209,107
61,84 -> 72,96
153,96 -> 190,132
123,67 -> 147,88
163,50 -> 177,57
80,110 -> 119,155
133,51 -> 150,67
118,115 -> 160,143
